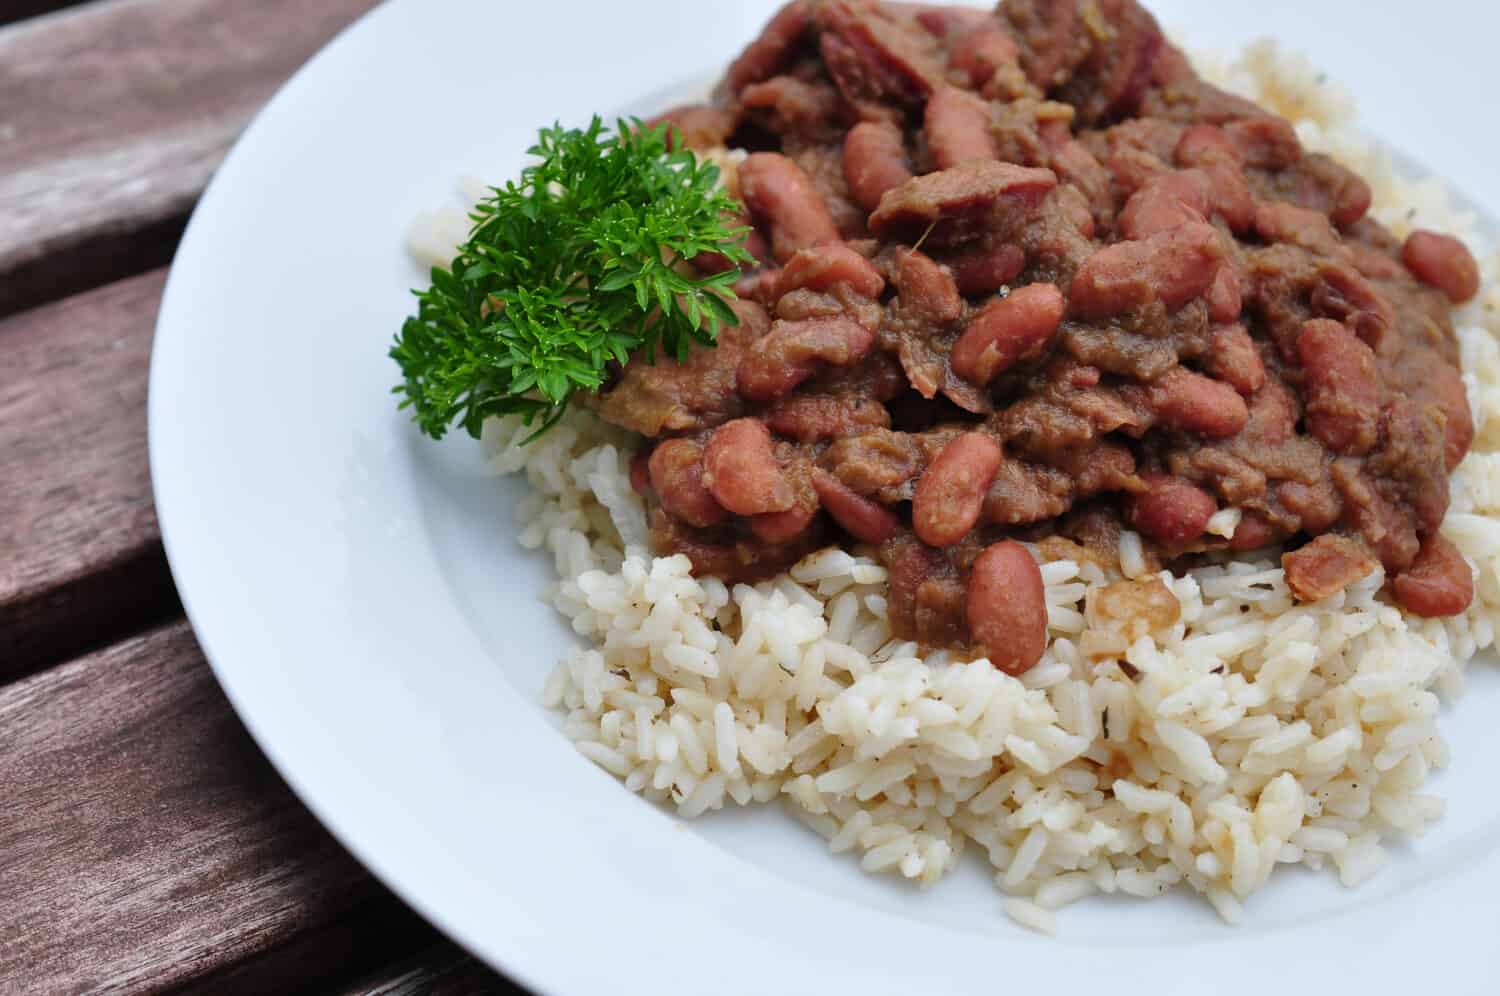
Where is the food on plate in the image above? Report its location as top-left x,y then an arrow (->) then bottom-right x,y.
398,0 -> 1500,930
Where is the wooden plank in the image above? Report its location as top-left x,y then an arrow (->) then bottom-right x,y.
333,945 -> 521,996
0,622 -> 440,994
0,269 -> 180,680
0,0 -> 378,317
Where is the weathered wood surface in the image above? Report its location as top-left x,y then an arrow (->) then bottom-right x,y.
0,622 -> 467,994
0,0 -> 533,990
0,270 -> 180,680
0,0 -> 379,317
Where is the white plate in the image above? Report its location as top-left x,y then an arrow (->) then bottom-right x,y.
149,2 -> 1500,993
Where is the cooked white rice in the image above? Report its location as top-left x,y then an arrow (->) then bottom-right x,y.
432,42 -> 1500,932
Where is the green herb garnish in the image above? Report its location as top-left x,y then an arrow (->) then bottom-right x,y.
391,116 -> 753,440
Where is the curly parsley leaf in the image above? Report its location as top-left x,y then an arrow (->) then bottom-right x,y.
391,116 -> 753,440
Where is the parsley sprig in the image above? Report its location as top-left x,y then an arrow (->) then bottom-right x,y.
391,117 -> 753,440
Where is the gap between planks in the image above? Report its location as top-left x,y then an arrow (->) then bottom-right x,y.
0,621 -> 451,994
0,269 -> 180,683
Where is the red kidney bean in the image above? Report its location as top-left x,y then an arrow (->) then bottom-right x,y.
726,1 -> 812,93
649,439 -> 729,528
1313,263 -> 1394,349
894,249 -> 963,324
1277,479 -> 1343,534
1117,171 -> 1211,240
1206,265 -> 1243,323
1336,466 -> 1420,573
948,24 -> 1019,88
1297,319 -> 1381,456
1175,124 -> 1243,167
1393,533 -> 1475,617
1203,163 -> 1256,233
925,85 -> 998,170
1146,367 -> 1249,439
1330,174 -> 1373,229
912,433 -> 1005,547
1107,147 -> 1171,197
1254,200 -> 1343,258
738,152 -> 841,263
749,477 -> 820,542
1430,362 -> 1475,471
1283,534 -> 1379,603
1054,184 -> 1097,240
1051,141 -> 1112,217
776,244 -> 886,300
1206,323 -> 1265,396
630,450 -> 653,496
1223,116 -> 1302,168
1129,473 -> 1217,545
811,468 -> 901,543
966,540 -> 1047,675
1069,221 -> 1226,318
736,317 -> 876,401
843,121 -> 914,214
951,283 -> 1066,384
697,209 -> 773,276
1402,230 -> 1481,304
1229,510 -> 1280,551
1172,128 -> 1255,229
944,240 -> 1025,295
701,419 -> 795,516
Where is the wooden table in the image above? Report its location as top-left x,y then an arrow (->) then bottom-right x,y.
0,2 -> 524,991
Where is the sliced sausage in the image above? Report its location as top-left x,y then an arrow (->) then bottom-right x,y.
649,439 -> 729,528
869,161 -> 1057,243
1402,230 -> 1482,304
1393,534 -> 1475,617
843,121 -> 913,213
736,317 -> 876,401
811,468 -> 901,543
1128,473 -> 1217,545
912,432 -> 1004,547
966,540 -> 1047,675
776,244 -> 886,299
738,153 -> 841,263
925,85 -> 998,170
951,282 -> 1066,384
1069,222 -> 1225,318
1297,319 -> 1381,456
1283,534 -> 1379,603
701,419 -> 795,515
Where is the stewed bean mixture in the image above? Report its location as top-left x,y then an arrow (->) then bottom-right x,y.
595,0 -> 1481,674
